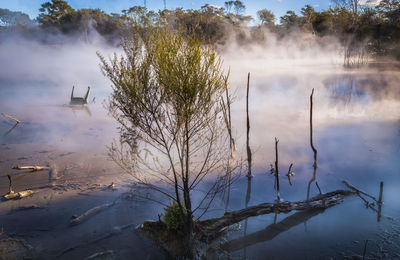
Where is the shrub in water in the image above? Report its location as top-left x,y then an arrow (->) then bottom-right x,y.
163,202 -> 186,232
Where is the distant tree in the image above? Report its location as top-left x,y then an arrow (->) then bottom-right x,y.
257,9 -> 275,27
0,8 -> 33,27
233,0 -> 245,15
38,0 -> 75,30
300,5 -> 316,33
224,1 -> 234,14
333,0 -> 361,25
280,10 -> 299,30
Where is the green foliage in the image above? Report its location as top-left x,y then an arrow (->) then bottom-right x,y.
38,0 -> 75,30
257,9 -> 275,27
163,202 -> 187,232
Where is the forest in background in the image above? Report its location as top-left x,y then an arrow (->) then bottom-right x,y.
1,0 -> 400,60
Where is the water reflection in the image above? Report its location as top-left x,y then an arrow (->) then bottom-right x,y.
223,208 -> 326,252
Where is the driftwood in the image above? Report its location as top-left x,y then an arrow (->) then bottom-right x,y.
70,203 -> 114,225
3,174 -> 34,200
12,166 -> 49,171
4,190 -> 34,200
197,189 -> 355,241
1,113 -> 20,124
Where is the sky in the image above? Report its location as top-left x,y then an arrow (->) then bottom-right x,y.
0,0 -> 334,22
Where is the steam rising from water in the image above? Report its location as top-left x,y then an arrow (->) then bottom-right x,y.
0,30 -> 399,175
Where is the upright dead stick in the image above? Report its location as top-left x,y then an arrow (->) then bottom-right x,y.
274,138 -> 280,201
1,113 -> 20,124
12,166 -> 49,171
246,72 -> 252,178
310,88 -> 317,167
377,181 -> 384,222
307,88 -> 318,200
7,174 -> 14,194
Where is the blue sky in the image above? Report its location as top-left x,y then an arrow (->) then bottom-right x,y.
0,0 -> 332,22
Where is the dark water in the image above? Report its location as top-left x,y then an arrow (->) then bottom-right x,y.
0,61 -> 400,259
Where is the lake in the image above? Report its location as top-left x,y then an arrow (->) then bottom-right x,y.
0,40 -> 399,259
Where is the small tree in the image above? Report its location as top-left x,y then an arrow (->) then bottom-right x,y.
98,27 -> 232,254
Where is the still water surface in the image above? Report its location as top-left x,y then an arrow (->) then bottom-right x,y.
0,59 -> 399,259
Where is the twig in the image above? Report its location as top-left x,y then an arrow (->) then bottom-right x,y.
286,163 -> 294,186
342,180 -> 378,202
315,182 -> 322,195
12,166 -> 49,171
1,113 -> 20,124
246,72 -> 252,178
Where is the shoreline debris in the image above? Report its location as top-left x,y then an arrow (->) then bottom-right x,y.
4,174 -> 34,200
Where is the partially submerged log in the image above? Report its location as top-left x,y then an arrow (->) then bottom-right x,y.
196,189 -> 355,241
12,166 -> 49,171
70,203 -> 114,225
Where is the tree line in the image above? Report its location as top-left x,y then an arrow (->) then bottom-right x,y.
1,0 -> 400,59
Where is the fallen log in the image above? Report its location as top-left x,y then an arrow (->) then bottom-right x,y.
12,166 -> 49,171
196,189 -> 355,241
